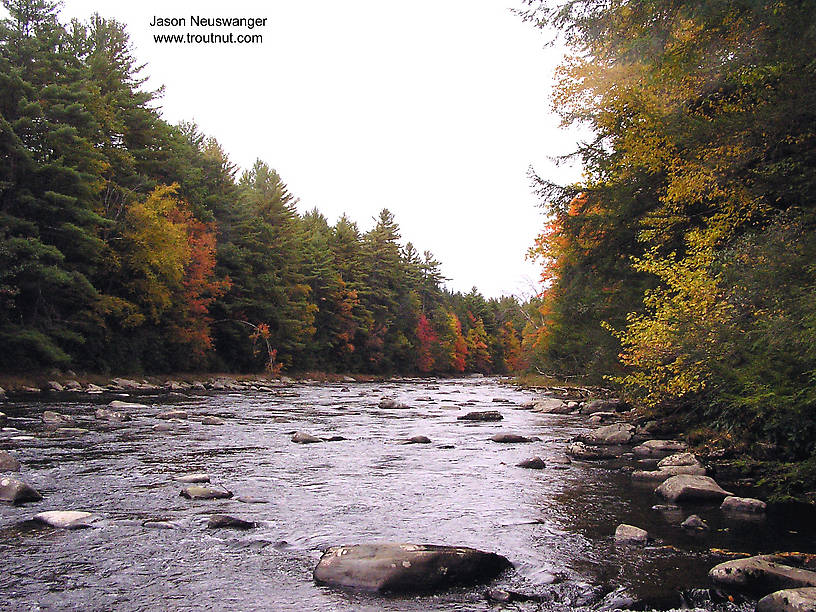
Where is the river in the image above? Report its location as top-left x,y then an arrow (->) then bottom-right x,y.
0,377 -> 813,611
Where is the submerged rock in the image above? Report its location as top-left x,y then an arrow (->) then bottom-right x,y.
312,543 -> 511,592
709,555 -> 816,594
291,431 -> 323,444
200,416 -> 224,425
207,514 -> 256,529
655,475 -> 732,502
42,411 -> 75,426
378,398 -> 409,409
34,510 -> 98,529
108,400 -> 147,410
490,433 -> 538,443
756,587 -> 816,612
457,411 -> 503,422
567,441 -> 626,460
95,407 -> 131,422
578,423 -> 635,445
156,410 -> 188,420
404,436 -> 431,444
721,495 -> 767,513
0,450 -> 21,472
615,524 -> 649,544
517,457 -> 546,469
0,477 -> 41,503
180,485 -> 233,500
175,473 -> 210,483
681,514 -> 709,531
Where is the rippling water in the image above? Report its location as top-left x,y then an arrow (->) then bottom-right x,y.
1,378 -> 813,611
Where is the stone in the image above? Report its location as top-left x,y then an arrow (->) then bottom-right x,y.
457,411 -> 503,422
176,473 -> 210,483
633,439 -> 687,457
578,423 -> 635,445
655,474 -> 733,502
143,520 -> 181,529
207,514 -> 256,529
532,399 -> 571,414
0,477 -> 42,503
756,587 -> 816,612
0,450 -> 21,472
108,400 -> 148,410
292,431 -> 323,444
156,410 -> 187,420
52,427 -> 88,436
615,524 -> 649,544
312,543 -> 511,592
657,452 -> 701,468
46,381 -> 64,392
42,410 -> 75,426
405,436 -> 431,444
490,433 -> 538,443
631,465 -> 708,482
95,408 -> 130,422
588,411 -> 617,424
709,555 -> 816,594
153,423 -> 173,432
0,386 -> 5,398
200,416 -> 224,425
379,398 -> 409,409
0,411 -> 6,425
180,485 -> 232,500
64,380 -> 82,391
681,514 -> 709,530
517,457 -> 546,469
580,399 -> 626,414
34,511 -> 97,529
721,496 -> 767,513
567,441 -> 626,460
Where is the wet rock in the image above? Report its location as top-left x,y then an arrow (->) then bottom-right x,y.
207,514 -> 256,529
652,504 -> 681,512
180,485 -> 233,500
709,555 -> 816,594
21,386 -> 41,393
756,587 -> 816,612
0,386 -> 5,398
532,399 -> 571,414
615,524 -> 649,544
721,495 -> 767,513
597,586 -> 638,610
681,514 -> 709,530
236,496 -> 269,504
200,416 -> 224,425
42,410 -> 75,426
631,464 -> 707,482
0,477 -> 42,503
580,398 -> 626,414
143,520 -> 182,529
51,427 -> 88,437
0,411 -> 6,425
405,435 -> 431,444
95,408 -> 131,422
379,398 -> 409,409
490,433 -> 538,443
588,411 -> 617,424
176,473 -> 210,483
567,441 -> 626,460
312,542 -> 511,592
342,376 -> 356,383
108,400 -> 148,410
153,423 -> 173,432
656,474 -> 733,502
292,431 -> 323,444
657,452 -> 701,468
85,383 -> 106,393
46,381 -> 64,392
457,411 -> 503,422
633,439 -> 687,457
64,380 -> 82,391
324,435 -> 346,442
578,423 -> 635,445
0,450 -> 21,472
517,457 -> 546,469
156,410 -> 188,420
34,510 -> 98,529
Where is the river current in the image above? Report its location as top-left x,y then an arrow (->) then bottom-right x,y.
1,377 -> 813,611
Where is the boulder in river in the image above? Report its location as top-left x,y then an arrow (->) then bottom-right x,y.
756,587 -> 816,612
95,407 -> 131,422
0,477 -> 42,503
457,411 -> 503,422
517,457 -> 546,469
567,441 -> 626,460
180,485 -> 233,500
312,543 -> 511,592
631,465 -> 707,482
46,381 -> 64,392
404,435 -> 431,444
156,410 -> 188,420
657,452 -> 701,468
655,474 -> 733,502
720,495 -> 767,513
207,514 -> 256,529
578,423 -> 635,445
176,473 -> 210,483
200,416 -> 224,425
490,433 -> 538,443
532,399 -> 571,414
709,555 -> 816,594
580,398 -> 626,414
42,410 -> 75,426
292,431 -> 323,444
681,514 -> 709,531
108,400 -> 148,410
34,511 -> 98,529
0,450 -> 21,472
615,524 -> 649,544
379,398 -> 409,409
633,439 -> 687,457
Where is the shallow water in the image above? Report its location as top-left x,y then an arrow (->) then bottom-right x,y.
0,378 -> 813,611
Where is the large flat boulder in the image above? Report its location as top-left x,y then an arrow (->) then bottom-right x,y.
490,433 -> 538,443
34,511 -> 98,529
655,474 -> 732,502
657,452 -> 701,468
579,399 -> 626,414
578,423 -> 635,445
457,411 -> 503,422
633,439 -> 687,457
0,477 -> 42,503
532,399 -> 571,414
180,485 -> 232,500
757,587 -> 816,611
615,524 -> 648,544
313,543 -> 511,592
709,555 -> 816,595
567,441 -> 627,460
720,496 -> 767,513
631,464 -> 707,482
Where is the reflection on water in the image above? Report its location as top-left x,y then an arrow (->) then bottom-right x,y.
0,378 -> 812,611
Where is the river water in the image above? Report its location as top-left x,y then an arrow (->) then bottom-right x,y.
0,378 -> 813,611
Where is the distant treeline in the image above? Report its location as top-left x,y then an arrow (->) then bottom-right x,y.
0,1 -> 526,375
519,0 -> 816,496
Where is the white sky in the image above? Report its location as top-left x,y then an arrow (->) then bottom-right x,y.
27,1 -> 585,298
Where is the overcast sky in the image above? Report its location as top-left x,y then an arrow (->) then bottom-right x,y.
26,1 -> 584,298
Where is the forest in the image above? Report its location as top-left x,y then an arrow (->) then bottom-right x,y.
519,0 -> 816,498
0,1 -> 527,376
